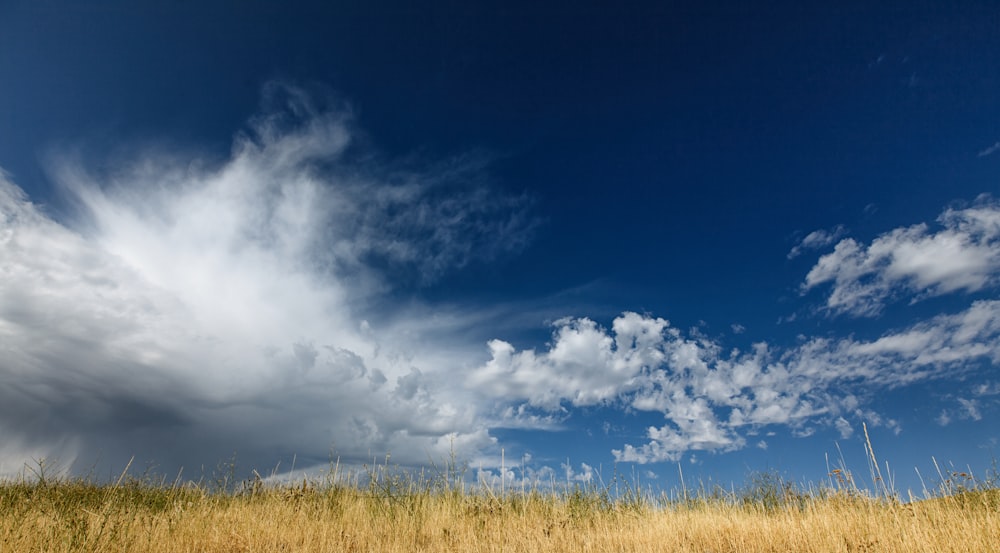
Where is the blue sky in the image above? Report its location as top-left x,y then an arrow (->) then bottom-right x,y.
2,0 -> 999,494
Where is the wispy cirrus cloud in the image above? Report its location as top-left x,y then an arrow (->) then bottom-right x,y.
978,141 -> 1000,158
0,82 -> 534,477
787,225 -> 846,259
937,380 -> 1000,426
801,197 -> 1000,317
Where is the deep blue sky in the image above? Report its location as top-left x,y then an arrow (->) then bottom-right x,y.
2,0 -> 999,495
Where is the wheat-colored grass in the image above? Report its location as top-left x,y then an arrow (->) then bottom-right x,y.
2,467 -> 998,553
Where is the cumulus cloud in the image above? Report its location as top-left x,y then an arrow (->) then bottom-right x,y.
562,461 -> 595,483
802,197 -> 1000,317
467,312 -> 669,411
470,300 -> 1000,463
0,83 -> 534,477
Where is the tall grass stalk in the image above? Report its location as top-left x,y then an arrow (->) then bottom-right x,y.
1,455 -> 998,552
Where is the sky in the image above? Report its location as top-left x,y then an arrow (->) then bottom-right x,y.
1,0 -> 999,495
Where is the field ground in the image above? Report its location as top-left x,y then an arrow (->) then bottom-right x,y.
2,459 -> 998,553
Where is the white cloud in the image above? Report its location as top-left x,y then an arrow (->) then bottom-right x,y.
787,225 -> 846,259
614,417 -> 745,464
0,84 -> 534,477
802,198 -> 1000,316
470,298 -> 1000,464
978,141 -> 1000,157
938,396 -> 985,428
467,312 -> 668,411
834,417 -> 853,439
562,461 -> 595,483
792,427 -> 816,438
973,382 -> 1000,396
853,410 -> 901,435
958,398 -> 982,421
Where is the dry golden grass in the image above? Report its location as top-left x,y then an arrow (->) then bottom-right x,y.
2,472 -> 998,553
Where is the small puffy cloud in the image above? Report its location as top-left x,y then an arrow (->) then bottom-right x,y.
562,461 -> 595,483
788,226 -> 846,259
802,198 -> 1000,317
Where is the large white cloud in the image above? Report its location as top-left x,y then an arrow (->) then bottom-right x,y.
467,312 -> 668,411
0,83 -> 533,478
802,197 -> 1000,317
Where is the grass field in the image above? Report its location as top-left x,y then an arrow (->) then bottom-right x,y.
2,454 -> 998,553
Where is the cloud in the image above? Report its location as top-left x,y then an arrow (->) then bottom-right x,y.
467,312 -> 668,411
469,298 -> 1000,464
4,85 -> 999,477
0,83 -> 534,477
973,382 -> 1000,396
834,417 -> 853,439
938,398 -> 983,426
958,398 -> 982,421
978,142 -> 1000,158
802,197 -> 1000,317
787,226 -> 846,259
937,382 -> 1000,427
562,461 -> 595,483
